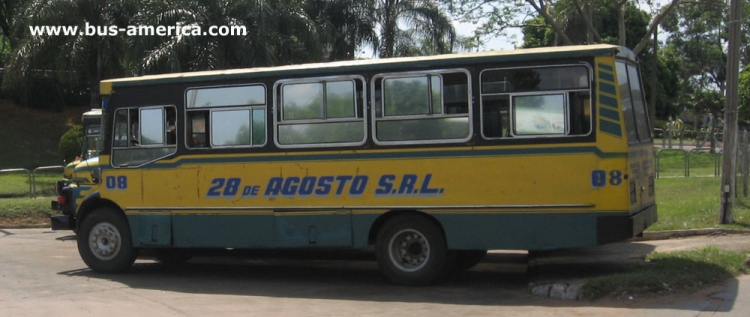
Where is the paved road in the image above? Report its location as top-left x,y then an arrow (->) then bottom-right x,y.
0,228 -> 748,317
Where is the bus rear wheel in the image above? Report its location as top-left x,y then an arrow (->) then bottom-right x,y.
77,208 -> 137,273
375,214 -> 448,286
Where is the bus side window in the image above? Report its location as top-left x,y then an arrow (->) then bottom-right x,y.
188,112 -> 208,148
373,70 -> 471,144
569,91 -> 591,135
113,109 -> 129,147
482,95 -> 510,138
165,107 -> 177,145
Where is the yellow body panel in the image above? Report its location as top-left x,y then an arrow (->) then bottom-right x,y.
93,144 -> 632,216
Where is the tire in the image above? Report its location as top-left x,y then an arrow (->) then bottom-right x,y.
450,249 -> 487,272
153,249 -> 194,265
375,214 -> 448,286
77,207 -> 137,273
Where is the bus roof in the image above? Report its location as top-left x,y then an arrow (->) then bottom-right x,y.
101,44 -> 635,89
82,109 -> 102,118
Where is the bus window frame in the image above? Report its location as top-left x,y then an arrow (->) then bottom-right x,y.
370,68 -> 473,146
110,105 -> 177,168
509,91 -> 570,138
208,106 -> 267,149
479,64 -> 593,141
184,83 -> 269,150
615,60 -> 644,145
273,75 -> 367,149
625,62 -> 653,143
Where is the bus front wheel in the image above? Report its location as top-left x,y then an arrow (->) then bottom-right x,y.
375,214 -> 448,286
77,208 -> 137,273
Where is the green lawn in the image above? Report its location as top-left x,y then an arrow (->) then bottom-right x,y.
583,246 -> 750,299
0,196 -> 53,227
0,170 -> 63,197
651,177 -> 750,231
656,149 -> 721,178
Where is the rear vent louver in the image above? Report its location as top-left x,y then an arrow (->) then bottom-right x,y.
648,176 -> 655,197
630,180 -> 637,204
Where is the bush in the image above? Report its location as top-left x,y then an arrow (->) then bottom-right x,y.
59,125 -> 83,163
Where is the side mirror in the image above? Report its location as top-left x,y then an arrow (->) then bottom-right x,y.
91,168 -> 101,184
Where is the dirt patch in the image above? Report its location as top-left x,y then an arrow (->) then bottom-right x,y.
0,217 -> 49,229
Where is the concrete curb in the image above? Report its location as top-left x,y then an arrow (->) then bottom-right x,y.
529,228 -> 750,300
636,228 -> 750,241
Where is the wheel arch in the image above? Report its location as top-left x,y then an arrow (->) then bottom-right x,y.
76,192 -> 125,229
367,209 -> 446,246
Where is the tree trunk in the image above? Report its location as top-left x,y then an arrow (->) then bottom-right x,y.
617,1 -> 626,46
528,0 -> 574,45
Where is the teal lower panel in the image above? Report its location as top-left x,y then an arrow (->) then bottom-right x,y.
171,214 -> 274,248
126,211 -> 626,251
128,214 -> 171,247
273,212 -> 353,247
432,212 -> 606,251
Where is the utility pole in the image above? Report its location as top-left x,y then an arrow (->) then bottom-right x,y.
719,0 -> 743,224
650,29 -> 658,128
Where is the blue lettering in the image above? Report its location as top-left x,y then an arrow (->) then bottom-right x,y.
350,176 -> 368,197
299,177 -> 316,197
206,178 -> 225,199
264,177 -> 283,198
334,175 -> 353,197
281,177 -> 300,198
241,186 -> 260,198
375,175 -> 396,197
315,176 -> 334,197
419,174 -> 441,196
398,174 -> 418,195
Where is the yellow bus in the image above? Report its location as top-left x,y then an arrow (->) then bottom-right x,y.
61,109 -> 102,179
51,44 -> 657,285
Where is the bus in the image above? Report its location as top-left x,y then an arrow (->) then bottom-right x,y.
51,44 -> 657,285
61,109 -> 102,179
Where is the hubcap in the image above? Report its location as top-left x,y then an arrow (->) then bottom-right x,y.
388,229 -> 430,272
88,222 -> 121,260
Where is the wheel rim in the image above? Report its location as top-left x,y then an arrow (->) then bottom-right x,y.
88,222 -> 122,261
388,229 -> 430,272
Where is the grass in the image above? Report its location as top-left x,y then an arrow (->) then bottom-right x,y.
0,171 -> 61,197
583,246 -> 750,299
656,149 -> 721,178
650,177 -> 750,231
0,196 -> 54,227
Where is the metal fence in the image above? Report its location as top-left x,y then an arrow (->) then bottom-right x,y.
655,127 -> 750,197
0,165 -> 63,197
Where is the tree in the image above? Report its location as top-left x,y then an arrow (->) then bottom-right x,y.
59,125 -> 83,163
130,0 -> 323,74
376,0 -> 456,57
0,0 -> 18,48
445,0 -> 683,54
305,0 -> 379,61
3,0 -> 137,109
739,66 -> 750,122
520,0 -> 648,48
661,0 -> 750,122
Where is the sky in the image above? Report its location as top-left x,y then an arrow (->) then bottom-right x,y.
453,21 -> 518,52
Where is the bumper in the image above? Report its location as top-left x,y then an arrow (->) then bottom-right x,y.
597,204 -> 658,244
50,190 -> 76,231
50,215 -> 76,230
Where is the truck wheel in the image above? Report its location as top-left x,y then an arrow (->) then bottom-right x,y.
77,208 -> 137,273
375,214 -> 448,286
